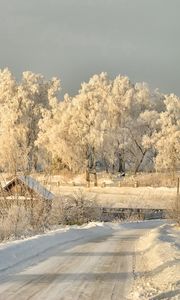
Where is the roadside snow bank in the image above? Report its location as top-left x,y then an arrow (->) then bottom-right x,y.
0,222 -> 113,277
131,223 -> 180,300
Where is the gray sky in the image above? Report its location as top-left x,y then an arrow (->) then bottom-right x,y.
0,0 -> 180,96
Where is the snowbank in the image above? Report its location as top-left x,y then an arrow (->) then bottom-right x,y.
131,223 -> 180,299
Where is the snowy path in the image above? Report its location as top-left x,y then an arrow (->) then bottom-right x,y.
0,221 -> 163,300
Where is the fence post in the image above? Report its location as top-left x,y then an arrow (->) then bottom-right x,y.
177,178 -> 179,195
177,178 -> 180,224
94,173 -> 98,187
86,169 -> 90,188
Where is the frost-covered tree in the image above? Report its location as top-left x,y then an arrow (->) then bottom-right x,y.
103,77 -> 164,173
18,71 -> 60,171
37,93 -> 72,171
0,68 -> 60,173
37,72 -> 167,175
2,68 -> 178,177
152,94 -> 180,175
37,73 -> 111,180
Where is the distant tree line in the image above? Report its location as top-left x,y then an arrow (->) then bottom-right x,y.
0,68 -> 179,176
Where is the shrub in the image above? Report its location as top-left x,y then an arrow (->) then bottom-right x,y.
49,191 -> 102,225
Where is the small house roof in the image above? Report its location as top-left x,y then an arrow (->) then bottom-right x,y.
3,175 -> 54,201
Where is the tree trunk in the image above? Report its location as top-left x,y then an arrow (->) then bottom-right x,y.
134,151 -> 147,174
112,164 -> 115,174
86,169 -> 90,187
104,159 -> 109,173
118,152 -> 125,173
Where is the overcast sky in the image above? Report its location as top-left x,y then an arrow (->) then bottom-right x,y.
0,0 -> 180,96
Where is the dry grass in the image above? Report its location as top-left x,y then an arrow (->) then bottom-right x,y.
0,185 -> 101,241
171,196 -> 180,225
0,182 -> 51,241
118,172 -> 179,188
49,191 -> 102,226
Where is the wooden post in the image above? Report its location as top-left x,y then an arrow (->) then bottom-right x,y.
134,181 -> 138,188
101,182 -> 106,188
94,173 -> 98,187
177,177 -> 179,195
86,169 -> 90,188
177,178 -> 180,224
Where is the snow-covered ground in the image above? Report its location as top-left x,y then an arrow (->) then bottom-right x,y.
34,173 -> 176,209
130,223 -> 180,300
53,186 -> 176,209
0,220 -> 179,299
1,173 -> 177,209
0,222 -> 111,276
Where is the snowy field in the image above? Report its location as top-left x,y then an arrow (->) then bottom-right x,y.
0,220 -> 179,299
1,173 -> 178,209
31,173 -> 178,209
50,186 -> 176,209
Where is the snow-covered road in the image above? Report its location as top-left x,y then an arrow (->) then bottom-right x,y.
0,221 -> 164,300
